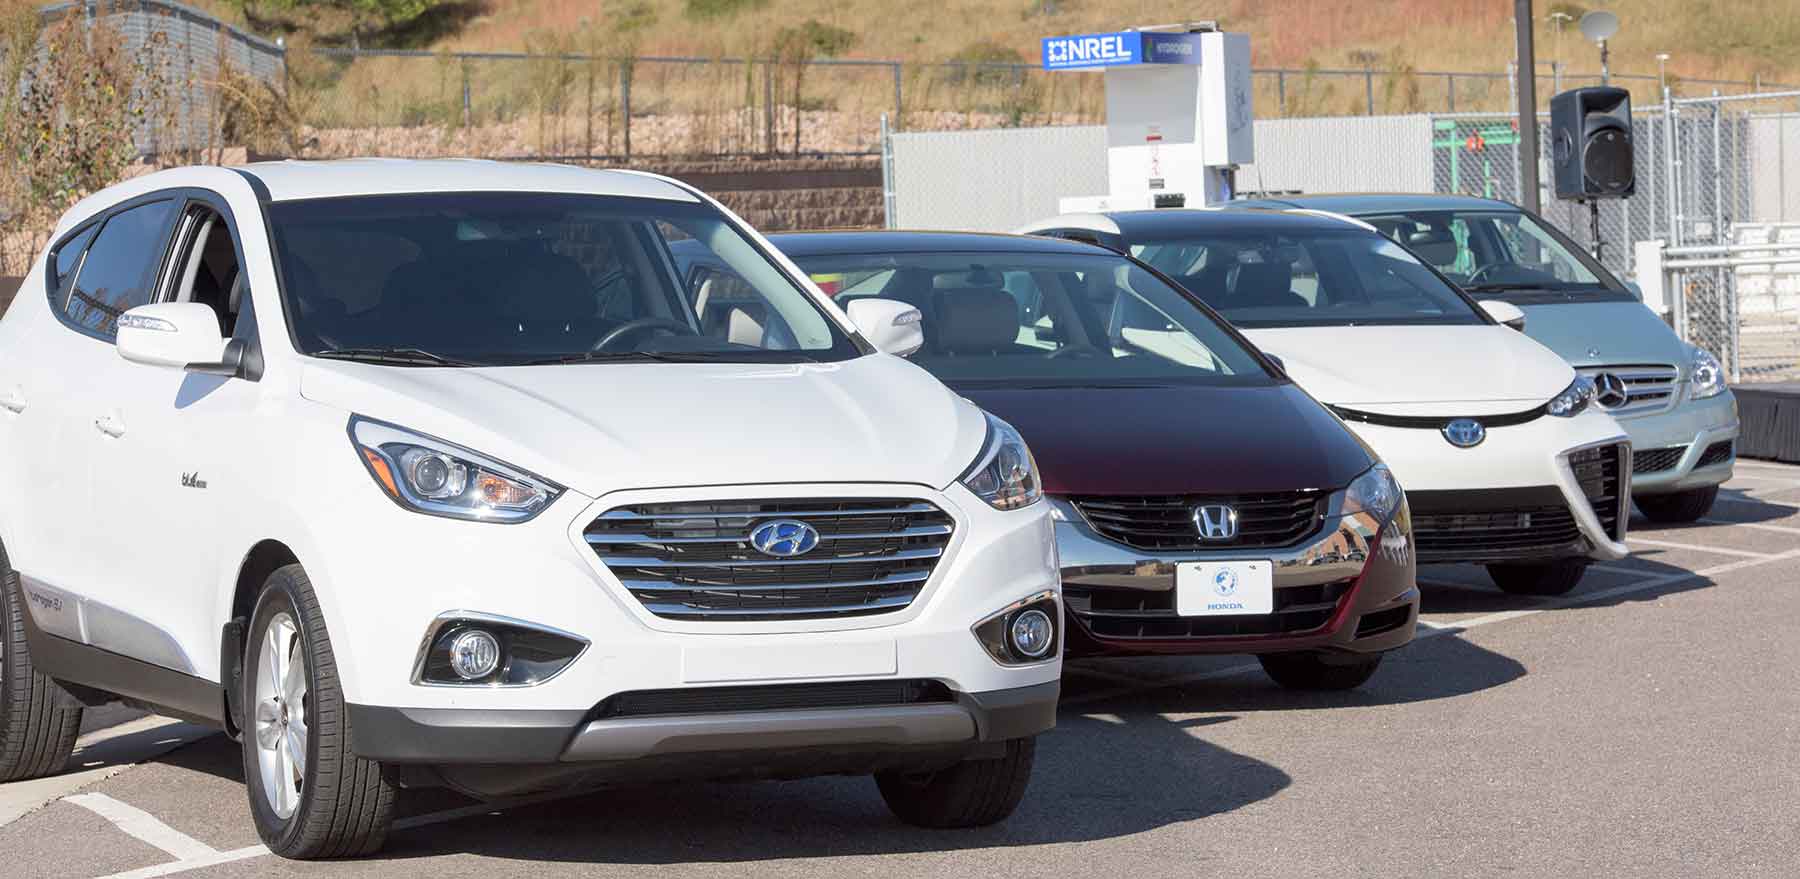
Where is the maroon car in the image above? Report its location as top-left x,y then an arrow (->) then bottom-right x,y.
759,231 -> 1419,690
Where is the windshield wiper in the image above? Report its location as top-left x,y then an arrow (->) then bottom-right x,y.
314,347 -> 481,367
517,350 -> 819,366
1460,283 -> 1541,293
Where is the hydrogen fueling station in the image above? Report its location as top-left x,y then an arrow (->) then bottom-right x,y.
1040,23 -> 1255,212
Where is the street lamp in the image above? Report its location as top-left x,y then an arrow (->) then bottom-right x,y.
1548,10 -> 1574,89
1656,53 -> 1671,91
1580,10 -> 1620,86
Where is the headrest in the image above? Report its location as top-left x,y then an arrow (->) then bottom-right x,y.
1230,260 -> 1294,304
933,288 -> 1018,353
1409,238 -> 1460,266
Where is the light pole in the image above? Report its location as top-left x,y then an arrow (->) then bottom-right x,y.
1549,10 -> 1573,90
1656,53 -> 1671,91
1580,11 -> 1619,86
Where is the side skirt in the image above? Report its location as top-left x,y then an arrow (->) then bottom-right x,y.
21,599 -> 225,728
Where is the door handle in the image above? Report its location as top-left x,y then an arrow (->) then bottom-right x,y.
0,389 -> 23,414
94,414 -> 126,438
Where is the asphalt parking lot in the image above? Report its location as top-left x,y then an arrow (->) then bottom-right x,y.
5,460 -> 1799,878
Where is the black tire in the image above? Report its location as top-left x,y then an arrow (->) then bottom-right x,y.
1635,485 -> 1720,523
876,737 -> 1035,828
0,543 -> 84,783
1258,651 -> 1384,691
1486,558 -> 1590,596
242,564 -> 395,859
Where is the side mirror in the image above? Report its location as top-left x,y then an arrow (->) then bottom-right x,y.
846,298 -> 925,358
117,303 -> 242,376
1478,299 -> 1527,332
1623,280 -> 1644,302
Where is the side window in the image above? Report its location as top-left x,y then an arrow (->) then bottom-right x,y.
61,200 -> 176,338
168,206 -> 245,337
48,224 -> 99,305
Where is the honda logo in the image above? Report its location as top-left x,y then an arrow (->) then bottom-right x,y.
1193,504 -> 1239,541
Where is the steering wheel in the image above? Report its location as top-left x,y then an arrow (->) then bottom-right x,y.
593,318 -> 699,352
1049,344 -> 1102,360
1464,263 -> 1507,286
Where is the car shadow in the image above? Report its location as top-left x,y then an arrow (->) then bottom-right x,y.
1415,552 -> 1711,616
1063,626 -> 1526,714
1632,488 -> 1799,529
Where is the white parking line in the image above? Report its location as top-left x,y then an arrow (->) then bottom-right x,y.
89,789 -> 588,879
1062,548 -> 1800,708
1626,536 -> 1778,559
65,793 -> 217,861
1702,518 -> 1800,536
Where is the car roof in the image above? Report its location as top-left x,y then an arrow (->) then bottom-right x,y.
767,230 -> 1110,258
1025,207 -> 1369,239
233,158 -> 699,204
1232,193 -> 1523,215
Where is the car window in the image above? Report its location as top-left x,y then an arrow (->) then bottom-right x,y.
784,249 -> 1272,387
49,223 -> 100,304
167,206 -> 246,337
1361,209 -> 1618,300
61,200 -> 176,338
1130,227 -> 1486,329
269,192 -> 857,365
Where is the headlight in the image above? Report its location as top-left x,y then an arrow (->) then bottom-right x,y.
1689,345 -> 1725,400
1546,376 -> 1596,418
1332,463 -> 1402,522
350,417 -> 562,523
959,412 -> 1042,511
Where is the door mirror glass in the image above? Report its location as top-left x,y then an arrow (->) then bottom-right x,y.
116,303 -> 238,374
845,298 -> 925,357
1478,299 -> 1527,332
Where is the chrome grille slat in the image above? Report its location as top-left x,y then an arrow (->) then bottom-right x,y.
1581,364 -> 1680,418
587,497 -> 954,621
1070,490 -> 1325,551
585,524 -> 953,545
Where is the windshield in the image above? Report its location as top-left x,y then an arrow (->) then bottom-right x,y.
268,192 -> 860,366
1129,227 -> 1486,329
780,248 -> 1274,387
1358,209 -> 1630,301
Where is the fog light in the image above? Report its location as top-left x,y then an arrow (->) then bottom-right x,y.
447,629 -> 502,680
1009,609 -> 1054,659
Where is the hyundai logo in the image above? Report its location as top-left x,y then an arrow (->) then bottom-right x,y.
1193,504 -> 1239,540
748,519 -> 820,557
1592,372 -> 1630,409
1213,568 -> 1239,596
1442,419 -> 1487,448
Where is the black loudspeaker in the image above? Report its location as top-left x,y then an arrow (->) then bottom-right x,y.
1550,86 -> 1635,199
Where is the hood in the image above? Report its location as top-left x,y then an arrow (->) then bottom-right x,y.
1244,325 -> 1576,416
957,383 -> 1374,496
300,355 -> 987,498
1517,300 -> 1689,371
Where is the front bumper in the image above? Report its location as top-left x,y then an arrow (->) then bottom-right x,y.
346,680 -> 1058,796
1053,498 -> 1418,657
1615,391 -> 1739,495
1340,408 -> 1631,563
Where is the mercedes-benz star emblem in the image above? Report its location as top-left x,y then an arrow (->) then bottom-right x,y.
1592,372 -> 1630,409
1193,504 -> 1240,541
748,519 -> 821,557
1442,418 -> 1487,448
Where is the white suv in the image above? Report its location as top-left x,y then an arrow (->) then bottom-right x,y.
0,160 -> 1061,858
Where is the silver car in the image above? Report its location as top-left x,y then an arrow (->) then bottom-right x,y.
1234,194 -> 1737,523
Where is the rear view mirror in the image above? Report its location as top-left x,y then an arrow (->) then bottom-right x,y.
846,299 -> 925,358
116,303 -> 243,375
1478,299 -> 1527,332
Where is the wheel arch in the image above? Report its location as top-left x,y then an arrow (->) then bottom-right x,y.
220,539 -> 302,736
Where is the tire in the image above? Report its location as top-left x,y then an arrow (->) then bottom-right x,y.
1635,485 -> 1720,524
241,564 -> 395,859
0,543 -> 84,783
1257,651 -> 1384,691
876,737 -> 1035,828
1486,558 -> 1590,596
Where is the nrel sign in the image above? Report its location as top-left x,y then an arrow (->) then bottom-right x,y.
1041,31 -> 1204,71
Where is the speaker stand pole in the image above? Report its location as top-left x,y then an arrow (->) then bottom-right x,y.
1587,199 -> 1604,263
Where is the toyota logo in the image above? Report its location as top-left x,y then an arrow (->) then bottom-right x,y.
1442,418 -> 1487,448
1193,504 -> 1239,540
1592,373 -> 1630,409
748,519 -> 820,557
